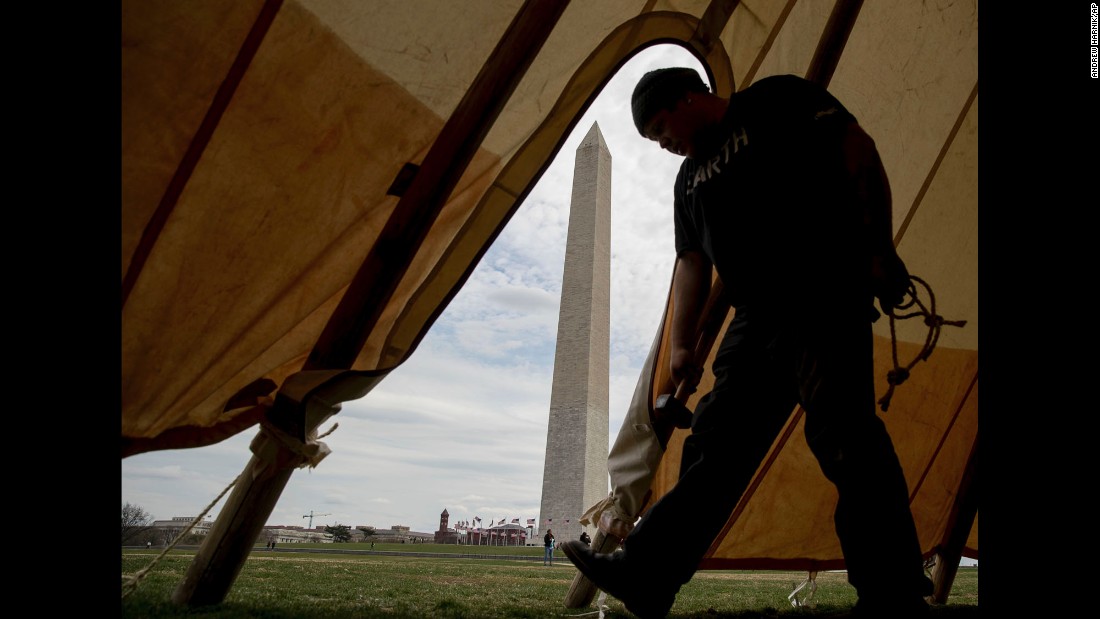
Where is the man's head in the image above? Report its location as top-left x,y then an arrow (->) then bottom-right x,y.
631,67 -> 708,133
631,67 -> 724,159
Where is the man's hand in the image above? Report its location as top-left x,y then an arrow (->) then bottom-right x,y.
670,345 -> 702,397
871,250 -> 911,314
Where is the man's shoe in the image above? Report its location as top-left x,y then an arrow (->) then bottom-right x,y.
560,540 -> 676,619
851,576 -> 933,618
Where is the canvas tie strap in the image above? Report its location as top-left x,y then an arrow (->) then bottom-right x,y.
565,591 -> 609,618
924,555 -> 937,581
878,275 -> 967,412
579,493 -> 633,541
579,493 -> 616,527
252,418 -> 337,480
788,570 -> 818,608
248,370 -> 386,478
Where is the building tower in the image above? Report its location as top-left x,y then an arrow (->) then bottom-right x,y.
538,122 -> 611,543
434,508 -> 456,544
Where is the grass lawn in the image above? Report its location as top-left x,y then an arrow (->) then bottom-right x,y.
121,545 -> 978,618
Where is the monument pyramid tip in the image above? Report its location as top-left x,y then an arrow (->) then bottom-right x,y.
580,121 -> 609,153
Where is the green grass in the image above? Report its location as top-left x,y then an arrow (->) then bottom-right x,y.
122,548 -> 978,618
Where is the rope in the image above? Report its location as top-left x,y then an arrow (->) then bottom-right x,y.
121,474 -> 240,599
924,555 -> 937,582
789,570 -> 818,607
878,275 -> 967,412
254,420 -> 338,476
121,420 -> 341,599
316,423 -> 338,440
564,591 -> 610,618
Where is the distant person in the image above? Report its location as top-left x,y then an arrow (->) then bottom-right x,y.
580,531 -> 591,546
371,541 -> 375,550
543,529 -> 555,566
146,541 -> 152,549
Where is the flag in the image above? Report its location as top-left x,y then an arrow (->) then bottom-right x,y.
499,518 -> 505,525
511,518 -> 520,524
527,518 -> 535,525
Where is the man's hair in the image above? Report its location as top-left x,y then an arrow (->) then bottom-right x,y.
631,67 -> 709,135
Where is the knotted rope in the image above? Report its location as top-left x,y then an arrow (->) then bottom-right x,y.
878,275 -> 967,412
789,570 -> 818,608
121,474 -> 240,599
252,419 -> 339,479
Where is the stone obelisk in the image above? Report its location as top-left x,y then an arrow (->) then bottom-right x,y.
538,122 -> 611,544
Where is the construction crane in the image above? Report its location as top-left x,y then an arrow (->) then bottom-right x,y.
302,511 -> 332,529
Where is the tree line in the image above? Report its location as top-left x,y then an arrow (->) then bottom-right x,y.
122,503 -> 379,546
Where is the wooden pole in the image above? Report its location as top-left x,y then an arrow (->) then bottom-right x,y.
171,425 -> 296,605
931,432 -> 978,603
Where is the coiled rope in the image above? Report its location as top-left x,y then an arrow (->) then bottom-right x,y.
878,275 -> 967,412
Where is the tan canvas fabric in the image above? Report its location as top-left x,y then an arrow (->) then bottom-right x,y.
122,0 -> 978,568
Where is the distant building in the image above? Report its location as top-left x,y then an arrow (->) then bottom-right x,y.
255,523 -> 434,544
477,521 -> 527,547
260,525 -> 331,544
434,509 -> 457,544
150,511 -> 493,546
150,516 -> 213,543
362,524 -> 434,544
434,509 -> 528,546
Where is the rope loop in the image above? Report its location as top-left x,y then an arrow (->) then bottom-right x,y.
878,275 -> 966,412
886,368 -> 909,386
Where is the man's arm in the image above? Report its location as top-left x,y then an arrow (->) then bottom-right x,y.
669,250 -> 712,391
841,121 -> 910,312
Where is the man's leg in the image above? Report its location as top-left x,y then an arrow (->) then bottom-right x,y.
795,319 -> 931,613
565,314 -> 798,614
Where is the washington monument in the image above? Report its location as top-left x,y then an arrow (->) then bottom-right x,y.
538,122 -> 611,543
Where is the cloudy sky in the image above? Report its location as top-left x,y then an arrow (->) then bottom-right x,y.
120,44 -> 705,535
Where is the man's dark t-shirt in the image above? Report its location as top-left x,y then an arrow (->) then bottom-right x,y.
673,75 -> 868,318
